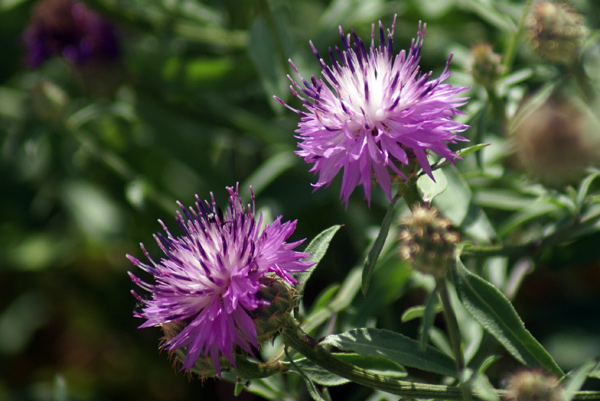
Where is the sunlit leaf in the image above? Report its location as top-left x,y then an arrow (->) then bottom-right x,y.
434,166 -> 496,242
417,169 -> 448,203
323,328 -> 458,377
453,258 -> 563,377
293,225 -> 343,295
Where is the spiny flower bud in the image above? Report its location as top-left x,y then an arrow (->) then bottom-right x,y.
511,95 -> 600,187
505,370 -> 563,401
398,206 -> 459,279
526,1 -> 587,65
251,277 -> 297,344
160,322 -> 225,379
469,43 -> 504,89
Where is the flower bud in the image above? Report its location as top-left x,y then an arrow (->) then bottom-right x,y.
251,277 -> 297,344
469,43 -> 504,89
506,370 -> 563,401
511,95 -> 600,187
399,206 -> 459,279
160,321 -> 225,379
526,1 -> 587,65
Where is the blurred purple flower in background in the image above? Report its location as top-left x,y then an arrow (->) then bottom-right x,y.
277,17 -> 469,206
23,0 -> 120,68
127,185 -> 312,375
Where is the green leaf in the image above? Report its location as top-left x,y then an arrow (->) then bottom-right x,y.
301,267 -> 362,335
0,87 -> 28,120
292,353 -> 407,387
52,374 -> 68,401
241,152 -> 296,199
459,0 -> 516,33
417,169 -> 448,203
286,347 -> 329,401
419,289 -> 440,352
590,359 -> 600,379
456,143 -> 492,158
561,360 -> 599,401
431,143 -> 491,171
452,258 -> 564,377
498,203 -> 558,237
434,166 -> 496,243
576,171 -> 600,211
468,370 -> 499,401
362,195 -> 400,296
401,303 -> 444,323
234,380 -> 246,397
293,225 -> 342,295
310,284 -> 340,312
248,11 -> 290,108
322,328 -> 458,377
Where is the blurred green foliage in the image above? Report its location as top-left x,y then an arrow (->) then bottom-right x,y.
1,0 -> 599,400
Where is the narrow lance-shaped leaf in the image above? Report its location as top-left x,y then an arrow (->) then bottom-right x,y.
452,258 -> 564,377
561,360 -> 599,401
419,288 -> 440,352
322,328 -> 458,378
401,303 -> 444,323
293,225 -> 342,295
285,347 -> 329,401
429,143 -> 491,171
575,170 -> 599,211
362,194 -> 400,296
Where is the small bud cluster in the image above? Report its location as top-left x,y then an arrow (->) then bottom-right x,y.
399,206 -> 459,279
506,370 -> 563,401
526,1 -> 587,65
251,277 -> 297,344
469,43 -> 505,89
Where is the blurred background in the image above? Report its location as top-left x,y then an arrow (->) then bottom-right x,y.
1,0 -> 599,400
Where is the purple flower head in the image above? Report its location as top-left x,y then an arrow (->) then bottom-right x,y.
127,185 -> 312,376
276,17 -> 469,206
23,0 -> 120,68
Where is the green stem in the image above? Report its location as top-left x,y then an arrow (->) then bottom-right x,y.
501,0 -> 534,77
438,279 -> 471,401
281,319 -> 467,400
485,87 -> 507,134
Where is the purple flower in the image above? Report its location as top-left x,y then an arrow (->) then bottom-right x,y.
276,17 -> 469,206
23,0 -> 120,68
127,185 -> 312,376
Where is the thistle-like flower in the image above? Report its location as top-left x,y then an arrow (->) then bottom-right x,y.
276,16 -> 469,206
127,185 -> 312,376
